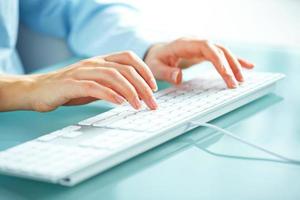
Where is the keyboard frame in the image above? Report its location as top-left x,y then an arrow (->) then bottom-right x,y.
58,75 -> 283,186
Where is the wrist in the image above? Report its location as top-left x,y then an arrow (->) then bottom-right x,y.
0,74 -> 38,111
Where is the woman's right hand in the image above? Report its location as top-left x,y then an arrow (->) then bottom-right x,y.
0,51 -> 158,112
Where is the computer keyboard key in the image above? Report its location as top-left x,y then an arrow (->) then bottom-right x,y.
0,71 -> 285,186
61,131 -> 83,138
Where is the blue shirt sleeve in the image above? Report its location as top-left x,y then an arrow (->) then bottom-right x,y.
19,0 -> 155,59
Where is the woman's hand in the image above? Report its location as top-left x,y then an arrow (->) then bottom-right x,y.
0,51 -> 158,112
144,38 -> 254,88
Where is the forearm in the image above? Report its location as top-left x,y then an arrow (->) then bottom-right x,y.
0,75 -> 35,111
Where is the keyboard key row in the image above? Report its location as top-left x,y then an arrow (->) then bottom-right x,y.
37,125 -> 82,142
0,141 -> 106,179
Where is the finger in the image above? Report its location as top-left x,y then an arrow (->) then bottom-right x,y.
153,61 -> 182,84
103,51 -> 158,91
168,39 -> 238,88
102,62 -> 158,110
217,45 -> 244,82
238,58 -> 255,69
72,80 -> 126,105
168,38 -> 203,59
74,67 -> 142,110
200,42 -> 238,88
64,97 -> 97,106
179,57 -> 206,68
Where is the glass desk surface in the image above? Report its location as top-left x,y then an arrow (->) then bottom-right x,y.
0,45 -> 299,200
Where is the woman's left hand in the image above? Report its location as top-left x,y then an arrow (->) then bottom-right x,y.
144,38 -> 254,88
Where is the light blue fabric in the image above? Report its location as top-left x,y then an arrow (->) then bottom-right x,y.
0,0 -> 154,74
0,0 -> 23,74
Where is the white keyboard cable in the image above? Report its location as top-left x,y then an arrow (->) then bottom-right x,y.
189,121 -> 300,164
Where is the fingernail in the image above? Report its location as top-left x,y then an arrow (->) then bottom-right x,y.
171,70 -> 182,84
132,98 -> 142,110
114,95 -> 126,104
231,79 -> 239,88
238,73 -> 244,82
148,97 -> 158,110
171,70 -> 179,83
151,77 -> 158,91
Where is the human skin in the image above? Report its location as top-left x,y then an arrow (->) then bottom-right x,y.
0,38 -> 254,112
144,38 -> 254,87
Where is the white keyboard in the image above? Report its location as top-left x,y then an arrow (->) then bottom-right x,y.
0,71 -> 284,186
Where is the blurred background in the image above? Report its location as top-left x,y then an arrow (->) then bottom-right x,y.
17,0 -> 300,70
